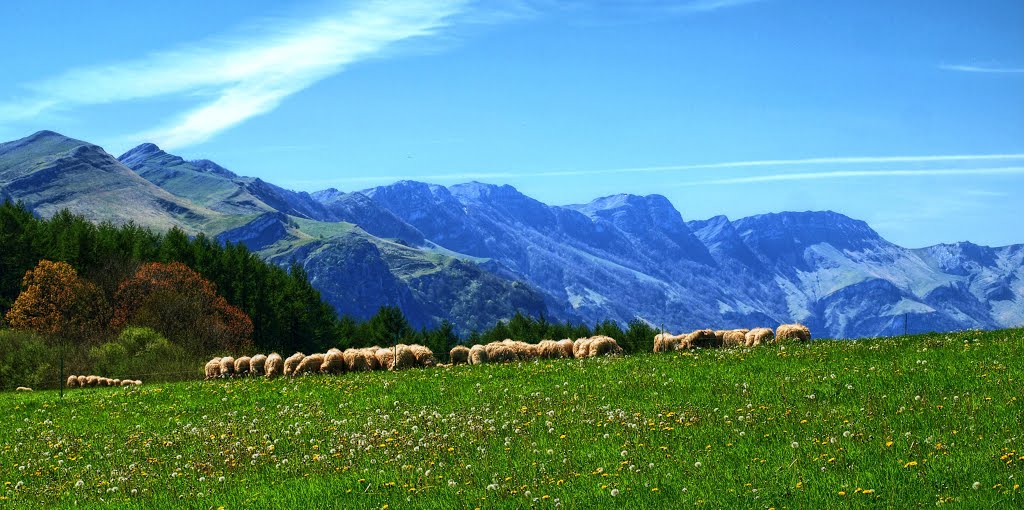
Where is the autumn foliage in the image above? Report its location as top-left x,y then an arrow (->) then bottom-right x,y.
112,262 -> 253,352
5,260 -> 107,341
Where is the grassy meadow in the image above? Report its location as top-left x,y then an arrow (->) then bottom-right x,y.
1,328 -> 1022,509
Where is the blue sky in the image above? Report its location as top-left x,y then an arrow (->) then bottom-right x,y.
1,0 -> 1022,247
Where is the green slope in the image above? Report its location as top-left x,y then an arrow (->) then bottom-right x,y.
238,215 -> 546,332
2,329 -> 1021,508
0,131 -> 221,233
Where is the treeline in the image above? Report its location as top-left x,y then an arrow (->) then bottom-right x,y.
0,200 -> 337,353
1,201 -> 659,388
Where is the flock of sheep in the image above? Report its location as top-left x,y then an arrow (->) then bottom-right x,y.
203,326 -> 810,380
654,323 -> 810,352
8,324 -> 812,391
204,335 -> 625,379
65,375 -> 143,388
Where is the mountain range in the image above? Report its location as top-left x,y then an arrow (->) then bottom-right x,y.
2,130 -> 1021,338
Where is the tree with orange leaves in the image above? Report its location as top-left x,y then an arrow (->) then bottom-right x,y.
5,260 -> 107,343
112,262 -> 252,353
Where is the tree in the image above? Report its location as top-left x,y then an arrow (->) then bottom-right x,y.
112,262 -> 253,353
426,319 -> 459,357
0,200 -> 43,317
507,311 -> 538,342
336,315 -> 360,349
362,305 -> 413,345
593,319 -> 625,342
5,260 -> 107,343
622,318 -> 657,354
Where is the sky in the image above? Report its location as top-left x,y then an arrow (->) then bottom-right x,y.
1,0 -> 1022,248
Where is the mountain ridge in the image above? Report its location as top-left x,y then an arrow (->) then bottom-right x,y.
2,130 -> 1021,338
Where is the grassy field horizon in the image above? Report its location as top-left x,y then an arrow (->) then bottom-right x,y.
2,328 -> 1022,508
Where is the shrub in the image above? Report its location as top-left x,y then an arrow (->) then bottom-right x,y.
89,326 -> 190,381
0,330 -> 56,391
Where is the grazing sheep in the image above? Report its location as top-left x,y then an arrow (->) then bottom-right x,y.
321,349 -> 346,374
572,337 -> 594,358
205,357 -> 222,379
283,353 -> 305,377
469,344 -> 489,365
408,344 -> 437,368
745,328 -> 774,347
485,342 -> 518,363
654,332 -> 688,352
501,339 -> 537,360
364,346 -> 383,371
112,379 -> 122,386
376,345 -> 417,370
499,339 -> 522,360
776,323 -> 811,342
653,332 -> 670,353
120,379 -> 133,387
375,348 -> 395,370
393,345 -> 418,370
16,387 -> 32,391
265,353 -> 284,378
249,354 -> 268,376
133,380 -> 142,386
722,329 -> 749,348
449,345 -> 470,365
536,340 -> 563,359
219,356 -> 236,378
587,336 -> 624,357
104,378 -> 114,387
343,348 -> 377,371
684,329 -> 719,349
234,356 -> 252,376
85,375 -> 99,387
556,339 -> 574,358
295,353 -> 326,376
66,375 -> 79,388
76,375 -> 87,387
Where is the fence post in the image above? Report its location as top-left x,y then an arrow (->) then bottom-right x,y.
59,340 -> 65,399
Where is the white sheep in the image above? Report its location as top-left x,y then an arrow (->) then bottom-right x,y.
283,353 -> 305,377
265,353 -> 284,378
776,323 -> 811,342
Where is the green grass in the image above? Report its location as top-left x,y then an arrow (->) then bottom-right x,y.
2,329 -> 1022,509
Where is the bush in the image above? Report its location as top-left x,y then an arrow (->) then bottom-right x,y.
89,326 -> 195,382
0,330 -> 57,391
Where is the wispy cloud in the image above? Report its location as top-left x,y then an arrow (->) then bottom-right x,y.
673,0 -> 766,13
939,64 -> 1024,74
286,154 -> 1024,189
675,166 -> 1024,186
963,189 -> 1009,198
0,0 -> 468,150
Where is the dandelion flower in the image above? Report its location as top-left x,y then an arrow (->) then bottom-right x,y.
791,441 -> 799,448
611,488 -> 620,497
972,482 -> 981,490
